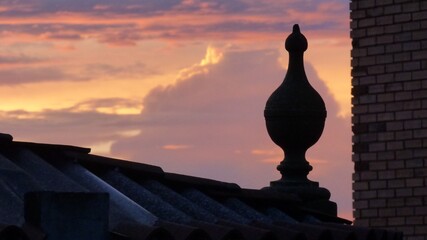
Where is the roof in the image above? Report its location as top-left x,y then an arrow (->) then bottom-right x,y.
0,133 -> 401,240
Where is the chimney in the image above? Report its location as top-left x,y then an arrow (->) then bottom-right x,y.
24,191 -> 109,240
264,24 -> 337,216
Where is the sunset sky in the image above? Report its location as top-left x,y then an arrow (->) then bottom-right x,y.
0,0 -> 353,219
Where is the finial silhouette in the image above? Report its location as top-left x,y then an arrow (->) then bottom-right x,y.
264,24 -> 332,203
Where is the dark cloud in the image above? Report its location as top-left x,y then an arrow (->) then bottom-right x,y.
0,54 -> 43,64
0,1 -> 348,45
0,67 -> 87,85
0,98 -> 141,146
111,49 -> 352,216
0,61 -> 155,85
1,0 -> 347,17
0,0 -> 246,16
83,62 -> 155,78
0,23 -> 142,45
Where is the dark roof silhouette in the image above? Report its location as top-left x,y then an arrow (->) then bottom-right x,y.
0,133 -> 401,240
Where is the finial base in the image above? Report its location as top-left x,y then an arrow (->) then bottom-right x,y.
264,181 -> 337,216
268,179 -> 331,200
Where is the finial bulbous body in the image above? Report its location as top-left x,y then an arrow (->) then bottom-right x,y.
264,24 -> 327,190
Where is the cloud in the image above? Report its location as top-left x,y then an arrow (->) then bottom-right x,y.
0,54 -> 43,65
0,67 -> 87,85
0,98 -> 141,148
0,0 -> 346,17
0,61 -> 155,85
0,23 -> 142,46
111,48 -> 352,217
0,0 -> 245,16
0,1 -> 348,45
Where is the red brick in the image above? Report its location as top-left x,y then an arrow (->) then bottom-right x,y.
370,180 -> 387,189
376,73 -> 394,83
384,24 -> 402,34
396,169 -> 414,178
379,208 -> 396,217
360,37 -> 377,47
359,56 -> 376,66
388,198 -> 405,207
405,140 -> 422,149
413,90 -> 427,99
395,111 -> 412,120
412,30 -> 427,40
402,2 -> 420,12
377,35 -> 394,44
358,0 -> 375,9
406,158 -> 424,168
403,61 -> 421,71
369,142 -> 385,152
386,121 -> 403,131
404,81 -> 422,90
394,52 -> 411,62
368,65 -> 385,74
354,219 -> 370,227
396,207 -> 415,216
360,18 -> 376,28
361,171 -> 378,180
351,10 -> 367,19
377,112 -> 394,121
386,63 -> 403,73
403,42 -> 421,51
354,200 -> 369,209
377,132 -> 394,141
395,91 -> 412,101
378,189 -> 395,198
413,187 -> 427,196
352,48 -> 368,57
387,141 -> 404,150
377,152 -> 394,161
362,209 -> 378,217
412,50 -> 427,60
376,54 -> 394,64
361,153 -> 377,161
388,179 -> 405,188
414,206 -> 427,215
368,104 -> 385,112
413,70 -> 427,80
384,5 -> 403,15
406,197 -> 423,206
377,93 -> 394,102
354,182 -> 370,190
386,43 -> 402,53
388,217 -> 405,226
396,149 -> 414,159
406,178 -> 424,187
370,218 -> 387,227
396,188 -> 413,197
415,226 -> 427,235
367,27 -> 385,37
406,216 -> 424,225
404,120 -> 422,129
413,11 -> 427,21
403,21 -> 421,31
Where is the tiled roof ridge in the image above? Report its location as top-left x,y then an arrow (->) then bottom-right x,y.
0,133 -> 354,222
0,132 -> 404,240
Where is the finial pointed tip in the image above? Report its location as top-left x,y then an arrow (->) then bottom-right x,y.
292,24 -> 300,33
285,24 -> 307,52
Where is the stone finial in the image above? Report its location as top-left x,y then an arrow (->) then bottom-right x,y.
264,25 -> 335,213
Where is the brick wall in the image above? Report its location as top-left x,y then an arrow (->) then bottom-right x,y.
351,0 -> 427,239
